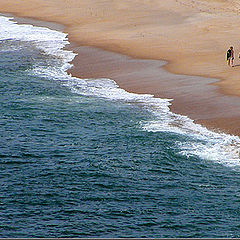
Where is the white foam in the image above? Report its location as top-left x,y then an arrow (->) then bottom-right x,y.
0,16 -> 76,65
2,15 -> 240,167
143,107 -> 240,167
142,101 -> 240,166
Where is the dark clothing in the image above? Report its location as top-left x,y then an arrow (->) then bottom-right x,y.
227,49 -> 231,60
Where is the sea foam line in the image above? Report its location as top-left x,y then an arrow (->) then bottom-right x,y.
0,15 -> 76,70
1,15 -> 240,166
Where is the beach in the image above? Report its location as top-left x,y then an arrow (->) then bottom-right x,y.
1,0 -> 240,135
2,2 -> 240,237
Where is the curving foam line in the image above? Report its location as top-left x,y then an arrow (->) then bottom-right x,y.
1,15 -> 240,166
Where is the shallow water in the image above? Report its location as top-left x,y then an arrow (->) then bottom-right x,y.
0,16 -> 240,238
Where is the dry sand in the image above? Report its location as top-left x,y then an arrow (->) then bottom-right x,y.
1,0 -> 240,135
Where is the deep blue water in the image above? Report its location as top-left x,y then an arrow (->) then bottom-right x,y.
0,17 -> 240,238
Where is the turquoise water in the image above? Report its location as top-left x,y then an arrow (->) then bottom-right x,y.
1,16 -> 240,238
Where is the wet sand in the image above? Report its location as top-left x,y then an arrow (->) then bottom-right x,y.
1,0 -> 240,135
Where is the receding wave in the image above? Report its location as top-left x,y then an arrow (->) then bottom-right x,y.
1,15 -> 240,166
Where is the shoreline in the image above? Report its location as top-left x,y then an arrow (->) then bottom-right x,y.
2,0 -> 240,135
67,44 -> 240,136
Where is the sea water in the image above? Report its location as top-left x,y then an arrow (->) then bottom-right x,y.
1,16 -> 240,238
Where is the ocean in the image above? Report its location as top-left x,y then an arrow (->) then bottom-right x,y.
1,15 -> 240,238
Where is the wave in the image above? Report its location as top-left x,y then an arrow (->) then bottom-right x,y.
1,15 -> 240,166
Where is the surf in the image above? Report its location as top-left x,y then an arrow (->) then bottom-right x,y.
1,15 -> 239,167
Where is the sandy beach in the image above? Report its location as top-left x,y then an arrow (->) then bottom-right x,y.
1,0 -> 240,135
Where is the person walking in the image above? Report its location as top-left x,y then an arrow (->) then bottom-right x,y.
226,46 -> 234,67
